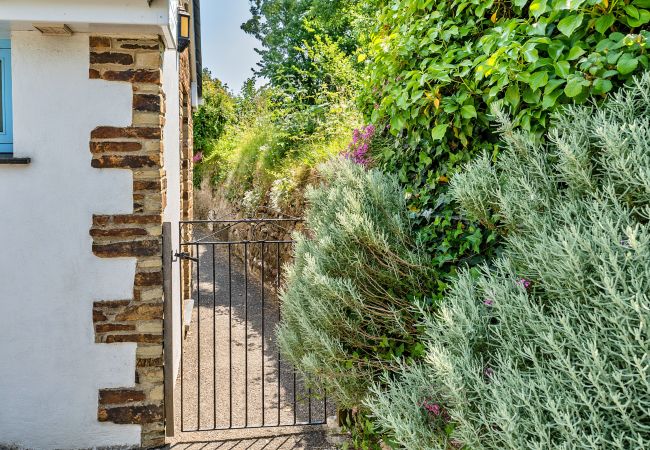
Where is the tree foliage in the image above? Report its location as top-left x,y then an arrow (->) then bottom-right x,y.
367,74 -> 650,449
242,0 -> 369,98
193,69 -> 235,153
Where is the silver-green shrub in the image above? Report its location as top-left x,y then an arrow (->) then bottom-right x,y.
367,74 -> 650,449
277,158 -> 433,407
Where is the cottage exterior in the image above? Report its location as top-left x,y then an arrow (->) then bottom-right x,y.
0,1 -> 199,448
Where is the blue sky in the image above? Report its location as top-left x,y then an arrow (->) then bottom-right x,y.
200,0 -> 262,94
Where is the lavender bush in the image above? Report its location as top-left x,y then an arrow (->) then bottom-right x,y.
368,74 -> 650,449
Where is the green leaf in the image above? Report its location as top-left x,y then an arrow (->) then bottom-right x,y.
557,14 -> 584,37
522,44 -> 540,63
593,78 -> 613,94
514,0 -> 528,7
567,46 -> 585,60
633,0 -> 650,7
529,71 -> 549,90
431,124 -> 448,141
564,76 -> 585,97
461,104 -> 477,119
554,60 -> 571,78
595,14 -> 616,34
542,88 -> 564,108
617,54 -> 639,75
391,113 -> 406,131
529,0 -> 548,18
548,42 -> 565,60
624,5 -> 640,19
505,84 -> 520,108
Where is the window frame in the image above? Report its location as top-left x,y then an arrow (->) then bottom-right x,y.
0,39 -> 13,154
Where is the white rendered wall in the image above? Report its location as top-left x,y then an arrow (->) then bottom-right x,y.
161,48 -> 183,382
0,32 -> 141,449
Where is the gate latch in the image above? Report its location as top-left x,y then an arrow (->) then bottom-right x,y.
174,251 -> 198,263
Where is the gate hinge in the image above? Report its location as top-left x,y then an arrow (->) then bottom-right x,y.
173,251 -> 198,263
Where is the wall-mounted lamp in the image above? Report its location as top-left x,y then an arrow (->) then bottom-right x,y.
177,8 -> 191,52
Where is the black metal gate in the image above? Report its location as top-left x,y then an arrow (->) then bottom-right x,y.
175,218 -> 328,433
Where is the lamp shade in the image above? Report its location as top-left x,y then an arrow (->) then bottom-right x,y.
178,9 -> 191,52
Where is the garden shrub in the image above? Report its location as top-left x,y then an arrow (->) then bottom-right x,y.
362,0 -> 650,299
277,158 -> 434,407
367,74 -> 650,449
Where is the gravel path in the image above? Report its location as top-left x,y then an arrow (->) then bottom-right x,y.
169,227 -> 335,448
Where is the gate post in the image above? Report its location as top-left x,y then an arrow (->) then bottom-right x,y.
162,222 -> 175,437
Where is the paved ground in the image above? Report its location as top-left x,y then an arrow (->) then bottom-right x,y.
169,225 -> 335,449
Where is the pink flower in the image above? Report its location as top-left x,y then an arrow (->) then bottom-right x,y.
192,151 -> 203,163
483,298 -> 494,307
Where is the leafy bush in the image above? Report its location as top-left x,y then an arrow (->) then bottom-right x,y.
277,158 -> 434,407
193,70 -> 235,153
362,0 -> 650,299
367,74 -> 650,449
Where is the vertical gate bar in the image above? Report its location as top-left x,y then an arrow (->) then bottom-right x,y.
162,222 -> 175,437
261,241 -> 265,426
244,241 -> 249,428
179,225 -> 184,431
196,242 -> 201,431
293,371 -> 297,425
308,387 -> 312,424
276,241 -> 281,426
228,243 -> 233,429
324,390 -> 328,423
212,243 -> 217,430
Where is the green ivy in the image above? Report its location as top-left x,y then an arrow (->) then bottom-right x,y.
361,0 -> 650,297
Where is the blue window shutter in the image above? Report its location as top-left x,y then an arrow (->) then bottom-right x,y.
0,39 -> 13,153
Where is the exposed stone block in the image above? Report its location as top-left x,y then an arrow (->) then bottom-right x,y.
95,323 -> 136,333
92,239 -> 161,258
90,52 -> 134,65
93,214 -> 162,226
114,304 -> 163,321
133,179 -> 161,191
98,404 -> 163,424
90,36 -> 112,49
90,142 -> 142,154
133,94 -> 161,113
99,388 -> 147,405
135,52 -> 161,69
104,334 -> 163,344
91,155 -> 160,169
89,228 -> 149,238
100,69 -> 160,84
91,126 -> 160,140
134,271 -> 163,287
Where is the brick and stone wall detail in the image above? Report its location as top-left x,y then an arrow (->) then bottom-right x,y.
179,48 -> 194,308
89,35 -> 166,448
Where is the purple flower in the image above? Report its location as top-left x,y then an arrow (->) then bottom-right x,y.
484,367 -> 494,378
422,400 -> 442,416
341,124 -> 377,167
516,278 -> 531,289
483,298 -> 494,307
192,151 -> 203,163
